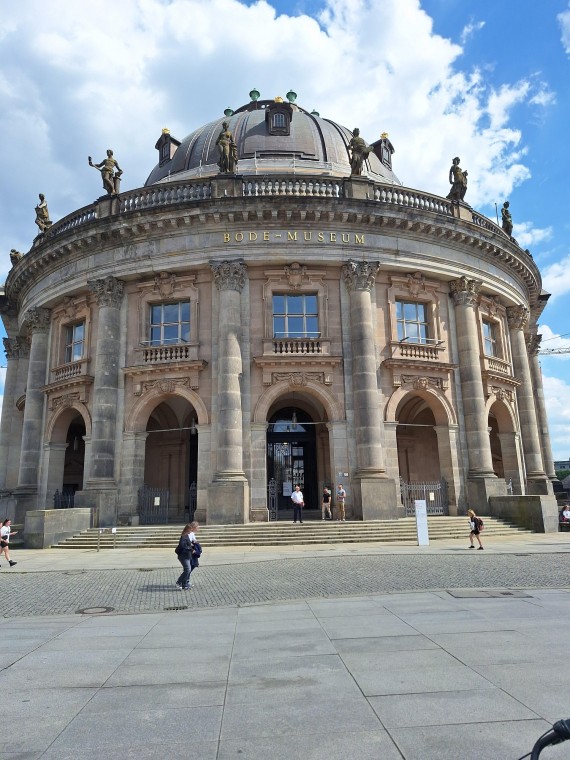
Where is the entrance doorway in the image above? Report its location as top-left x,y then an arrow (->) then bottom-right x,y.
267,408 -> 318,518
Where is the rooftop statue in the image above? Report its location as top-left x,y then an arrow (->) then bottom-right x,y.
34,193 -> 52,234
88,149 -> 123,194
501,201 -> 513,237
348,128 -> 372,176
215,122 -> 238,174
447,157 -> 468,201
10,249 -> 23,266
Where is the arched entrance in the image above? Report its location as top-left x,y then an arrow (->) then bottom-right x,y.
61,416 -> 86,503
396,396 -> 440,482
266,407 -> 320,519
45,405 -> 89,509
144,398 -> 199,522
487,397 -> 521,493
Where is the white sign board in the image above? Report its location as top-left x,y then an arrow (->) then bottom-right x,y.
282,482 -> 293,497
414,499 -> 429,546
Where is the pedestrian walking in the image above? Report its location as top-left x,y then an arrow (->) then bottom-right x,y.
0,519 -> 17,567
291,485 -> 304,523
467,509 -> 484,549
174,521 -> 198,589
322,487 -> 332,520
336,484 -> 347,521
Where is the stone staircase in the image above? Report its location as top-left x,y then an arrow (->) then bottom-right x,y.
52,516 -> 532,549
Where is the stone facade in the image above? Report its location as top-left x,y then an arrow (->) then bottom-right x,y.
0,99 -> 557,527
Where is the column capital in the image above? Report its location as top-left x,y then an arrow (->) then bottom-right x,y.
526,333 -> 542,355
342,260 -> 380,292
88,276 -> 125,307
449,277 -> 481,307
210,259 -> 246,292
25,307 -> 51,334
16,336 -> 31,359
506,304 -> 530,331
3,337 -> 19,360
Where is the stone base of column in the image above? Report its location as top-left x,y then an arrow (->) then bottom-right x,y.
526,477 -> 554,496
467,477 -> 507,511
0,492 -> 17,523
74,484 -> 118,527
488,493 -> 559,533
207,479 -> 250,524
12,487 -> 40,523
354,477 -> 400,520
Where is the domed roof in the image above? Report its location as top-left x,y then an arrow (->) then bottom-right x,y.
145,97 -> 401,186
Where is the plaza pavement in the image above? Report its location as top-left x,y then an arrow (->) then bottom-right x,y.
1,533 -> 570,759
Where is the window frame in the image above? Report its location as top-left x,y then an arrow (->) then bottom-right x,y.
64,321 -> 86,363
272,292 -> 320,339
148,300 -> 191,347
395,299 -> 430,344
482,319 -> 498,357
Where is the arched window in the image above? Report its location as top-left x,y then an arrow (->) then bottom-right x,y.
272,113 -> 286,129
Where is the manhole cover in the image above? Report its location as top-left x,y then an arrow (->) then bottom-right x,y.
447,590 -> 532,599
76,606 -> 115,615
164,606 -> 188,611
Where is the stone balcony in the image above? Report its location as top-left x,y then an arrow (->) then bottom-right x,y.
42,358 -> 93,408
388,340 -> 445,362
124,343 -> 207,392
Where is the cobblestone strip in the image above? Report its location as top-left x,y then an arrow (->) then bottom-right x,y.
1,554 -> 569,618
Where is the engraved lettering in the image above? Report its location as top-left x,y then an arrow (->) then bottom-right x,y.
330,232 -> 337,242
263,232 -> 270,241
355,234 -> 365,244
249,231 -> 258,241
342,233 -> 350,243
287,231 -> 298,241
235,232 -> 244,242
304,231 -> 312,241
223,233 -> 230,243
318,232 -> 324,242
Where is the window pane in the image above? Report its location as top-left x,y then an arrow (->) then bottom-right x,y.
273,295 -> 285,315
305,295 -> 317,313
180,302 -> 190,321
396,302 -> 404,319
288,317 -> 304,336
75,323 -> 84,340
163,303 -> 178,323
64,346 -> 72,363
407,324 -> 420,341
419,324 -> 428,342
417,304 -> 427,322
150,327 -> 161,345
181,324 -> 190,342
150,305 -> 162,324
163,325 -> 178,343
72,343 -> 83,361
306,317 -> 318,336
397,323 -> 405,341
403,302 -> 417,321
273,317 -> 285,337
287,295 -> 303,314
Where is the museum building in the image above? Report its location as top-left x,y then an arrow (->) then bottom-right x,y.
0,91 -> 559,530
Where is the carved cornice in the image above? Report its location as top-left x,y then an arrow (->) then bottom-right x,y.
449,277 -> 481,307
26,307 -> 52,333
526,333 -> 542,355
506,304 -> 530,331
210,259 -> 246,292
88,276 -> 125,307
123,360 -> 208,392
342,260 -> 380,292
3,337 -> 19,360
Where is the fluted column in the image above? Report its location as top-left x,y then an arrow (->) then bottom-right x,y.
86,276 -> 124,482
449,278 -> 495,477
0,338 -> 20,490
18,308 -> 51,489
342,260 -> 386,475
7,337 -> 30,490
527,334 -> 557,481
211,259 -> 246,477
507,307 -> 549,492
207,260 -> 249,524
342,260 -> 397,519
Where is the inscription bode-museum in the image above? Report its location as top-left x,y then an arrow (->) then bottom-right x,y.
222,230 -> 366,244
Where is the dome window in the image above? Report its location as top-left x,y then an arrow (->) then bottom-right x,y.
370,132 -> 395,171
154,128 -> 181,168
265,100 -> 293,136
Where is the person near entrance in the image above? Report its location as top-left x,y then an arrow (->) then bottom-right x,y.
336,484 -> 347,521
0,519 -> 17,567
175,521 -> 199,589
322,487 -> 332,520
291,485 -> 304,523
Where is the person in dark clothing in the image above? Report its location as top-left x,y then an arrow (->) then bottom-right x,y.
175,521 -> 198,589
467,509 -> 483,549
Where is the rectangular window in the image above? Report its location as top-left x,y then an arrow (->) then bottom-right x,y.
482,320 -> 497,356
272,294 -> 318,338
396,301 -> 429,343
64,322 -> 85,363
149,301 -> 190,346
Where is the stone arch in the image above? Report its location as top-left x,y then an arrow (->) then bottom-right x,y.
126,387 -> 209,433
384,385 -> 457,426
485,395 -> 517,432
253,379 -> 343,424
46,401 -> 92,444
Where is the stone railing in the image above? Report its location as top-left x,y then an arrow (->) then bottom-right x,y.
272,338 -> 323,354
484,355 -> 513,376
51,359 -> 90,382
471,210 -> 503,235
41,205 -> 97,243
137,344 -> 196,364
372,185 -> 453,215
243,178 -> 343,198
120,182 -> 211,212
390,341 -> 444,361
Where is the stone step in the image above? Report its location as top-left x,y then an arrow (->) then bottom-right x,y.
52,517 -> 531,549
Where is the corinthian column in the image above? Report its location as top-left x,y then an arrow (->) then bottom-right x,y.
342,260 -> 397,519
507,306 -> 550,493
527,334 -> 556,481
207,260 -> 249,523
0,338 -> 20,490
86,276 -> 125,482
18,308 -> 51,491
449,278 -> 505,507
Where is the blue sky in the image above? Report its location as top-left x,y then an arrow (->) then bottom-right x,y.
1,0 -> 570,458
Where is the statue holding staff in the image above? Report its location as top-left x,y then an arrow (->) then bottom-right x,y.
501,201 -> 513,237
88,149 -> 123,194
348,128 -> 372,176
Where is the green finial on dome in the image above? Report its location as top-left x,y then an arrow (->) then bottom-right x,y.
286,89 -> 297,103
249,87 -> 260,102
310,109 -> 320,117
224,107 -> 234,117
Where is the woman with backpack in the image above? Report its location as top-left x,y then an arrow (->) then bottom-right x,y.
467,509 -> 484,550
175,521 -> 199,590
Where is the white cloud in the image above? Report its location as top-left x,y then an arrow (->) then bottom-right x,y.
460,18 -> 485,45
511,221 -> 553,250
539,325 -> 570,359
543,374 -> 570,459
542,253 -> 570,300
558,6 -> 570,54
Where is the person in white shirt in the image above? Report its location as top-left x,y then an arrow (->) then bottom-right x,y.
0,519 -> 18,567
291,485 -> 304,524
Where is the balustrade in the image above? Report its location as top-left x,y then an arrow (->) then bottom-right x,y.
51,359 -> 89,382
390,341 -> 444,361
139,344 -> 194,364
272,338 -> 322,355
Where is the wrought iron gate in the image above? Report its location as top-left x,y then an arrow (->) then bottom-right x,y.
267,478 -> 278,521
400,478 -> 448,516
186,481 -> 197,520
138,485 -> 170,524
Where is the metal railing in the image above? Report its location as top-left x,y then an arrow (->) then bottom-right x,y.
186,481 -> 197,520
400,477 -> 448,516
267,478 -> 278,521
53,489 -> 75,509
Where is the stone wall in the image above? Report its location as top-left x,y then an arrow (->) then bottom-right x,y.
24,508 -> 92,549
488,494 -> 559,533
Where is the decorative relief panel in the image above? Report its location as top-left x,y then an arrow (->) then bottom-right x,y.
133,376 -> 194,396
342,260 -> 380,292
405,272 -> 426,297
272,371 -> 326,386
394,374 -> 446,391
284,262 -> 307,289
153,271 -> 177,297
506,304 -> 530,331
449,277 -> 481,307
489,386 -> 514,403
